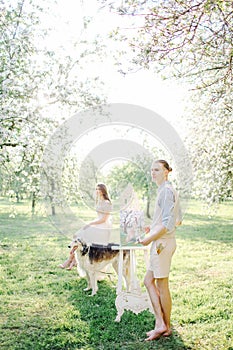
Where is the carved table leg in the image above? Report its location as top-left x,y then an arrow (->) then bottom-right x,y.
115,247 -> 154,322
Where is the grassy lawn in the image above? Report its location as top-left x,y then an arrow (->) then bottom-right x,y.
0,199 -> 232,349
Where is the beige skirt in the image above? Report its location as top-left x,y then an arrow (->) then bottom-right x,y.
149,237 -> 176,278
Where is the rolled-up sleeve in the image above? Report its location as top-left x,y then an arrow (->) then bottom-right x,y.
158,187 -> 175,231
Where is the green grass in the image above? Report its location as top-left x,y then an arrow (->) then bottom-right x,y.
0,198 -> 233,349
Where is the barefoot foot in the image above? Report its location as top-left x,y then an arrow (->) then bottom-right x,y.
146,329 -> 155,337
145,328 -> 167,341
163,329 -> 172,337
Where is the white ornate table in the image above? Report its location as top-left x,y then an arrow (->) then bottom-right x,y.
112,245 -> 154,322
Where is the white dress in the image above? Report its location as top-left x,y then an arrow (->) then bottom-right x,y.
78,200 -> 112,245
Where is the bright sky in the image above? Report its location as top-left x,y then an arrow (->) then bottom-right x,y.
44,0 -> 187,119
42,0 -> 189,173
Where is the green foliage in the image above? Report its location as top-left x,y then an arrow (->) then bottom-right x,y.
106,161 -> 150,199
0,198 -> 232,349
185,91 -> 233,206
106,0 -> 233,93
0,0 -> 106,210
102,0 -> 233,205
105,153 -> 157,218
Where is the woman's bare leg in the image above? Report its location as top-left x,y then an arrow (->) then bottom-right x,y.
144,271 -> 167,340
157,277 -> 172,335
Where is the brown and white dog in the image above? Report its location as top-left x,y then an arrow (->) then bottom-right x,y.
68,238 -> 130,296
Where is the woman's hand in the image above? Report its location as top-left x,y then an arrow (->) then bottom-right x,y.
83,224 -> 90,230
175,221 -> 182,227
144,226 -> 150,234
135,226 -> 151,245
137,235 -> 151,246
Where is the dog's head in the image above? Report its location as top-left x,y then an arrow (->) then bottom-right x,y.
68,237 -> 89,256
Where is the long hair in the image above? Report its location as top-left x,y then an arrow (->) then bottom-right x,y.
96,183 -> 111,203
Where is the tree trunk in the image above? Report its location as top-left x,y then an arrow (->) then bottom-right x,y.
146,198 -> 151,219
16,192 -> 20,203
31,192 -> 36,214
50,179 -> 56,216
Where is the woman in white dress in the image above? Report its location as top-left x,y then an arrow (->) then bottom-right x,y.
59,183 -> 112,269
81,183 -> 112,245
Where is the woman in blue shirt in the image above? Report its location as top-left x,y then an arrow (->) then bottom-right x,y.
139,159 -> 181,341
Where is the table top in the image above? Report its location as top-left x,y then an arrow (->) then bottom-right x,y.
111,244 -> 149,250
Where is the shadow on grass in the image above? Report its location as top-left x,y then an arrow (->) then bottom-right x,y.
0,212 -> 56,236
177,213 -> 233,244
68,279 -> 190,350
